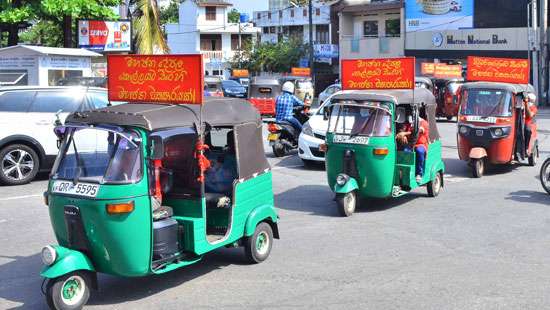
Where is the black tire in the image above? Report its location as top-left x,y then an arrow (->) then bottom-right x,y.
272,142 -> 286,157
472,158 -> 485,178
244,222 -> 274,264
528,144 -> 538,167
45,271 -> 91,310
446,115 -> 453,121
540,158 -> 550,195
336,191 -> 357,217
0,144 -> 40,185
427,171 -> 443,197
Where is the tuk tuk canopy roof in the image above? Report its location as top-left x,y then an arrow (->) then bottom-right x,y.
65,97 -> 262,130
249,77 -> 281,86
461,82 -> 535,94
330,88 -> 436,107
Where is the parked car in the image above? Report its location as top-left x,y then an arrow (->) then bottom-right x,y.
318,83 -> 341,107
56,77 -> 107,88
0,86 -> 110,185
221,80 -> 247,98
229,76 -> 250,93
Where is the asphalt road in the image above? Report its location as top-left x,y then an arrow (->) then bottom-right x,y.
1,112 -> 550,309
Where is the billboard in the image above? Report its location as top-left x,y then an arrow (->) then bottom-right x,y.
466,56 -> 529,84
291,67 -> 311,77
78,20 -> 131,52
434,64 -> 463,78
341,58 -> 416,90
406,0 -> 474,33
107,55 -> 204,104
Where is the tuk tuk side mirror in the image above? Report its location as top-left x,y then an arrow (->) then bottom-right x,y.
150,136 -> 164,160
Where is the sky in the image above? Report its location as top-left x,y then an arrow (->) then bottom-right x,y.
230,0 -> 269,15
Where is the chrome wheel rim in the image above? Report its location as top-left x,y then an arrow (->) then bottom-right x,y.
256,231 -> 270,256
61,275 -> 85,306
2,149 -> 34,181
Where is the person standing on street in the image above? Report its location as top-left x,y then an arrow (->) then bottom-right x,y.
275,81 -> 305,133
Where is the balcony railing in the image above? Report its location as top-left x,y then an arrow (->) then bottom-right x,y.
201,51 -> 224,60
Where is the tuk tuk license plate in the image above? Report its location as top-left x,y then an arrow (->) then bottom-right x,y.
333,135 -> 369,145
268,133 -> 279,141
52,181 -> 99,198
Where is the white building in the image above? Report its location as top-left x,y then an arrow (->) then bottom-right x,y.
337,0 -> 404,60
253,1 -> 333,45
166,0 -> 260,78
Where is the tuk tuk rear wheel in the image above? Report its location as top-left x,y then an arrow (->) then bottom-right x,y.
472,159 -> 485,178
272,142 -> 286,157
427,172 -> 443,197
336,191 -> 357,217
528,144 -> 538,167
244,222 -> 273,264
540,158 -> 550,195
46,271 -> 91,310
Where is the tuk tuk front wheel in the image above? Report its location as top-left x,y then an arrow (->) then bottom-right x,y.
336,191 -> 357,217
46,271 -> 91,310
272,142 -> 286,157
528,144 -> 538,167
472,158 -> 485,178
245,222 -> 273,264
427,172 -> 443,197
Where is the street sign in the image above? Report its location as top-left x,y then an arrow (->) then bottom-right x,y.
466,56 -> 530,84
341,57 -> 416,90
291,67 -> 311,77
434,64 -> 462,79
107,54 -> 204,104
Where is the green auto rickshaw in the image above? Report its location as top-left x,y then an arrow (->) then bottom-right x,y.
40,98 -> 279,309
324,88 -> 445,216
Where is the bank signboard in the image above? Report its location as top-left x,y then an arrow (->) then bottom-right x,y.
405,0 -> 474,33
78,20 -> 132,52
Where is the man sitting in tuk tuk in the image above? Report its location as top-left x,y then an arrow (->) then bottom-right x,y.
275,81 -> 305,134
205,131 -> 238,199
396,115 -> 430,182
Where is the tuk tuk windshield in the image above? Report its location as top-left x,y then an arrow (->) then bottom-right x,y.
328,103 -> 392,137
460,89 -> 513,117
53,127 -> 142,184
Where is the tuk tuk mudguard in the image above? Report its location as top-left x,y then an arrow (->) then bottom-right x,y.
40,245 -> 95,279
334,178 -> 359,194
244,205 -> 279,239
469,147 -> 487,159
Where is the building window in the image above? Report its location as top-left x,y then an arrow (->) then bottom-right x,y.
316,8 -> 320,16
279,10 -> 283,18
231,34 -> 252,50
270,26 -> 276,34
263,27 -> 269,34
363,21 -> 378,37
205,6 -> 216,21
291,9 -> 294,17
303,9 -> 307,17
315,24 -> 329,44
268,12 -> 272,19
257,12 -> 261,20
200,34 -> 222,51
385,19 -> 400,37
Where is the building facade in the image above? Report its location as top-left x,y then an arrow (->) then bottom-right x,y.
166,0 -> 260,78
336,0 -> 404,60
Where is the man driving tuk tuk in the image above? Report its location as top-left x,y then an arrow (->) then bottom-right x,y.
457,82 -> 539,177
324,88 -> 445,217
40,98 -> 279,309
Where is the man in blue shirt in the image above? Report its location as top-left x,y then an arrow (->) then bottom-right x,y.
276,81 -> 305,133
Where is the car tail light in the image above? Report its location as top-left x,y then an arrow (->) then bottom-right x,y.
106,201 -> 135,214
268,123 -> 280,133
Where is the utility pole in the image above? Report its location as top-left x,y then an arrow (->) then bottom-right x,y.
238,16 -> 242,68
308,0 -> 314,83
530,0 -> 539,98
541,0 -> 548,105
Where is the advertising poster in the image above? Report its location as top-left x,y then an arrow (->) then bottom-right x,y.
291,67 -> 311,77
421,62 -> 436,75
78,20 -> 132,52
466,56 -> 529,84
406,0 -> 474,33
434,64 -> 463,78
107,55 -> 204,104
341,58 -> 416,90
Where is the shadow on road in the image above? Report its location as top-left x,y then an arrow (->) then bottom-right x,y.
505,190 -> 549,206
275,185 -> 336,217
0,254 -> 45,309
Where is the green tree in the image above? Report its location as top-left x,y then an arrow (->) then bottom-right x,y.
19,20 -> 64,46
160,0 -> 180,25
229,39 -> 306,74
134,0 -> 169,54
227,8 -> 240,23
0,0 -> 38,46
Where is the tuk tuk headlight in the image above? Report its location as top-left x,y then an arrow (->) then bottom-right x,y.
493,128 -> 504,137
459,125 -> 469,135
41,245 -> 57,266
302,122 -> 314,137
336,174 -> 350,186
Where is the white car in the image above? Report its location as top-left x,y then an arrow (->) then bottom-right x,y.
298,94 -> 335,165
0,86 -> 110,185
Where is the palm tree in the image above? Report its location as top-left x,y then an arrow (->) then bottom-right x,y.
134,0 -> 170,54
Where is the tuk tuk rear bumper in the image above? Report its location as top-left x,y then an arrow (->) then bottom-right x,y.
40,245 -> 95,279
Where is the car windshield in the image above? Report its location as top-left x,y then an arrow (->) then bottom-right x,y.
53,127 -> 142,184
222,80 -> 241,87
460,89 -> 512,117
328,102 -> 392,137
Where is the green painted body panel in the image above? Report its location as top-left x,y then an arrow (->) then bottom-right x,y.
40,246 -> 95,279
326,134 -> 397,199
334,177 -> 359,194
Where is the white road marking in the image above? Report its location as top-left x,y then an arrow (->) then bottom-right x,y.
271,165 -> 304,170
0,194 -> 42,201
0,219 -> 7,223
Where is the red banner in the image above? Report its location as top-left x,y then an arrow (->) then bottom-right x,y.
421,62 -> 435,75
291,67 -> 311,77
107,55 -> 204,104
467,56 -> 530,84
341,57 -> 415,90
434,64 -> 463,79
